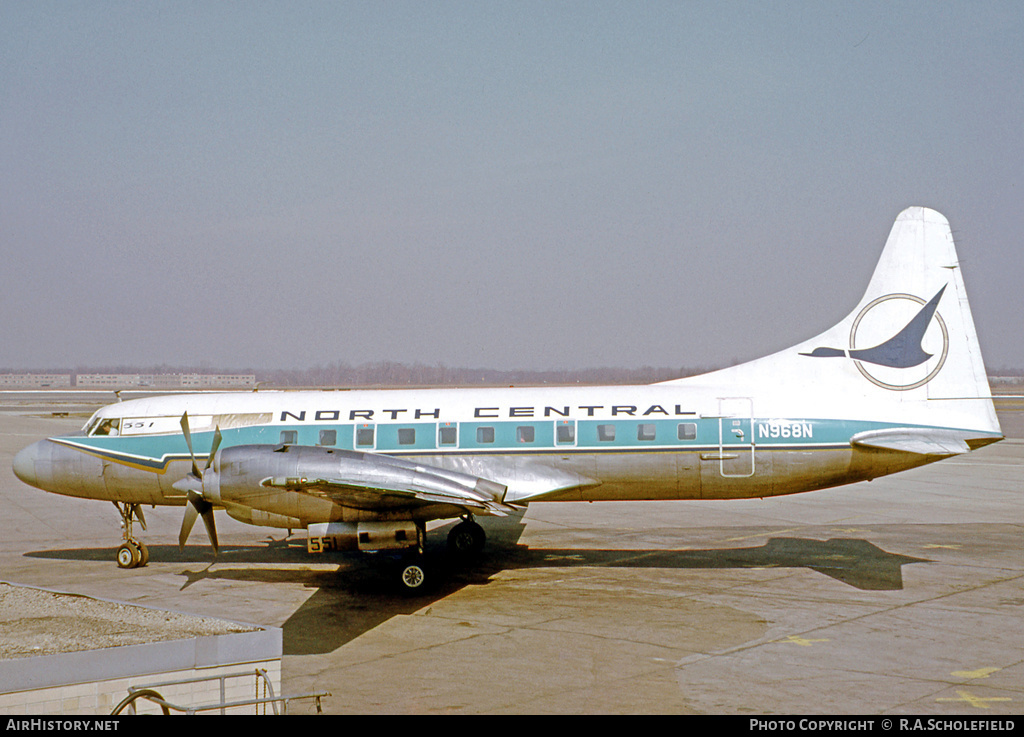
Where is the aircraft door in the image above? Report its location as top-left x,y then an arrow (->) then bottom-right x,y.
717,397 -> 754,477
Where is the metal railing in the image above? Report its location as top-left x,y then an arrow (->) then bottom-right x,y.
111,668 -> 329,715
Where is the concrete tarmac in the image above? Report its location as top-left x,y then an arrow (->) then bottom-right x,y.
1,408 -> 1021,714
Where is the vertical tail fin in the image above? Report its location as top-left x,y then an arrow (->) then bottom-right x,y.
665,207 -> 1001,438
853,208 -> 988,400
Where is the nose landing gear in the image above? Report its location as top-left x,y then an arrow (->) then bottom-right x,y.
113,502 -> 149,569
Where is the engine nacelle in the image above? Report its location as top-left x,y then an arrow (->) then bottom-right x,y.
223,502 -> 302,529
306,521 -> 419,553
210,444 -> 507,521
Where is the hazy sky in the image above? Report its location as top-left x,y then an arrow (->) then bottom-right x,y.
2,1 -> 1022,372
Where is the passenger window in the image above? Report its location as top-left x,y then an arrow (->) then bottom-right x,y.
438,425 -> 458,445
319,429 -> 337,446
637,423 -> 656,441
398,428 -> 416,445
556,422 -> 575,444
356,426 -> 375,447
597,424 -> 616,442
477,426 -> 495,443
677,423 -> 697,441
280,430 -> 298,444
516,426 -> 535,443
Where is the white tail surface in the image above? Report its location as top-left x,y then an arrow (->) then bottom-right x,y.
663,207 -> 1001,436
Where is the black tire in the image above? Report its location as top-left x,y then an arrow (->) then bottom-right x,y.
447,520 -> 485,560
136,541 -> 149,567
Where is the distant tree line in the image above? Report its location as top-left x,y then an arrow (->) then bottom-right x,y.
0,362 -> 718,388
256,361 -> 717,388
3,361 -> 1021,388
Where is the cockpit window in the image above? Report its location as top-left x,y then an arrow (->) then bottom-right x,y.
91,418 -> 121,436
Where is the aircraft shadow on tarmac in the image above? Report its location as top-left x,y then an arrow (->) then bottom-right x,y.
281,534 -> 926,655
25,514 -> 926,656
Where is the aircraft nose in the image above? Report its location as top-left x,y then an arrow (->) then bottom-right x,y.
13,441 -> 45,488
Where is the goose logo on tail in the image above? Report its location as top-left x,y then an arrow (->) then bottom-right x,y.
801,285 -> 950,390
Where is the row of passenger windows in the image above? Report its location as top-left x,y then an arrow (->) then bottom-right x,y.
278,422 -> 699,447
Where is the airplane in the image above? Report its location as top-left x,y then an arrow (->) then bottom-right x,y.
12,207 -> 1003,591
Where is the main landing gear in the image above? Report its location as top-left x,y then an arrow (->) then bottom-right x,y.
113,501 -> 149,569
393,516 -> 487,593
447,517 -> 486,560
393,522 -> 430,593
396,558 -> 430,591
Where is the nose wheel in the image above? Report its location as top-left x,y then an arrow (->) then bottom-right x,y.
116,540 -> 149,569
113,502 -> 149,569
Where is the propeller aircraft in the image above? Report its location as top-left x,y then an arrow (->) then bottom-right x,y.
12,208 -> 1003,590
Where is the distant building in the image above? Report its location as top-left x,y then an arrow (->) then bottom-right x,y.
75,374 -> 256,389
0,374 -> 72,388
75,374 -> 138,388
177,374 -> 256,388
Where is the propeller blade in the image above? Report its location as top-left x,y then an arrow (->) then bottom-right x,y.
179,500 -> 199,550
180,412 -> 201,478
199,506 -> 219,555
178,491 -> 219,555
205,426 -> 222,472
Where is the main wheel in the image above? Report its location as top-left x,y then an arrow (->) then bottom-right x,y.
447,520 -> 485,560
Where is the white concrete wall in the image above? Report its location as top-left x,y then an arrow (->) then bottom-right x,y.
1,626 -> 283,715
0,660 -> 282,715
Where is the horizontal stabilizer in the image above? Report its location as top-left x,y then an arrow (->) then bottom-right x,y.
850,428 -> 972,456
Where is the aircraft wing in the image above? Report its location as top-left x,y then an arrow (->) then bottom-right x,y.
258,447 -> 517,516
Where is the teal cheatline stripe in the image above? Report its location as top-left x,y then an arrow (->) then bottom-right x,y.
51,439 -> 184,472
52,417 -> 1001,464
